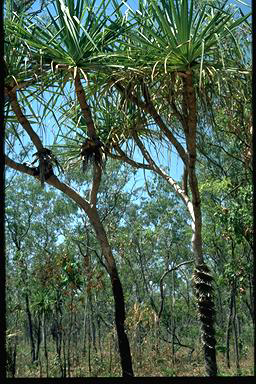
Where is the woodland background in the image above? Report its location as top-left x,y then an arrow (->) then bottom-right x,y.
4,0 -> 253,377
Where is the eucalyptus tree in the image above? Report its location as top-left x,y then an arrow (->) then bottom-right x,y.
85,0 -> 250,376
4,0 -> 134,376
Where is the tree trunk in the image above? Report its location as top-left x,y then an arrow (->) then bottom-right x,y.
233,294 -> 240,370
62,328 -> 67,378
53,291 -> 64,377
87,208 -> 134,377
189,175 -> 217,376
171,270 -> 176,365
42,310 -> 49,377
88,293 -> 97,353
74,72 -> 133,374
35,314 -> 41,362
25,293 -> 36,363
97,315 -> 104,364
67,294 -> 74,377
225,281 -> 235,369
110,270 -> 134,377
88,318 -> 92,376
109,334 -> 113,375
82,298 -> 87,358
6,333 -> 18,377
183,72 -> 217,376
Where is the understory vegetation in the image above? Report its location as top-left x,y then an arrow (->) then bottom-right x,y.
6,160 -> 253,377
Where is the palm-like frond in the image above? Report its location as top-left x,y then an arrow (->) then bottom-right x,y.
6,0 -> 129,71
121,0 -> 251,73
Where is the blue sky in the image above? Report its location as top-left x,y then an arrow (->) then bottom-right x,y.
30,0 -> 251,16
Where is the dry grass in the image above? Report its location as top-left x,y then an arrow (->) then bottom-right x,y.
13,340 -> 254,378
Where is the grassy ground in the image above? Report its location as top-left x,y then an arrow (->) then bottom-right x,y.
12,341 -> 254,378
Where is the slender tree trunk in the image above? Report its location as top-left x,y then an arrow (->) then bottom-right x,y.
109,334 -> 113,375
72,312 -> 77,366
97,315 -> 103,364
233,297 -> 240,370
7,312 -> 18,378
35,314 -> 41,362
42,310 -> 49,377
225,282 -> 235,368
110,270 -> 134,377
82,298 -> 87,357
88,317 -> 92,376
171,270 -> 176,365
12,335 -> 18,378
39,357 -> 43,377
183,72 -> 217,376
217,286 -> 225,330
137,323 -> 143,368
54,292 -> 64,377
88,208 -> 134,377
247,273 -> 254,327
88,293 -> 97,353
67,294 -> 74,377
62,328 -> 67,378
25,293 -> 36,363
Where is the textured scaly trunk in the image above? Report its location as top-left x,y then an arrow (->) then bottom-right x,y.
183,72 -> 217,376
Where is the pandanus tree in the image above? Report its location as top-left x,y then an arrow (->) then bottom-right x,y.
82,0 -> 250,376
4,0 -> 251,377
4,0 -> 134,376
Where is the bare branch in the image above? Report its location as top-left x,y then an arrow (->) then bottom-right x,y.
5,155 -> 39,177
132,132 -> 193,216
5,155 -> 91,212
158,260 -> 194,320
7,89 -> 43,151
109,144 -> 152,170
112,78 -> 188,165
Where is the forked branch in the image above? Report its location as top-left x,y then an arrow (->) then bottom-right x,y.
158,260 -> 194,320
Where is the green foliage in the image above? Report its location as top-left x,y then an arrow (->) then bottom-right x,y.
5,0 -> 252,378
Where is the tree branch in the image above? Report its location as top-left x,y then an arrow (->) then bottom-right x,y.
182,167 -> 188,196
74,71 -> 102,206
112,78 -> 188,165
132,131 -> 193,217
158,260 -> 194,320
109,144 -> 152,170
7,89 -> 43,151
89,163 -> 102,207
74,71 -> 97,139
5,155 -> 38,177
5,155 -> 91,212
